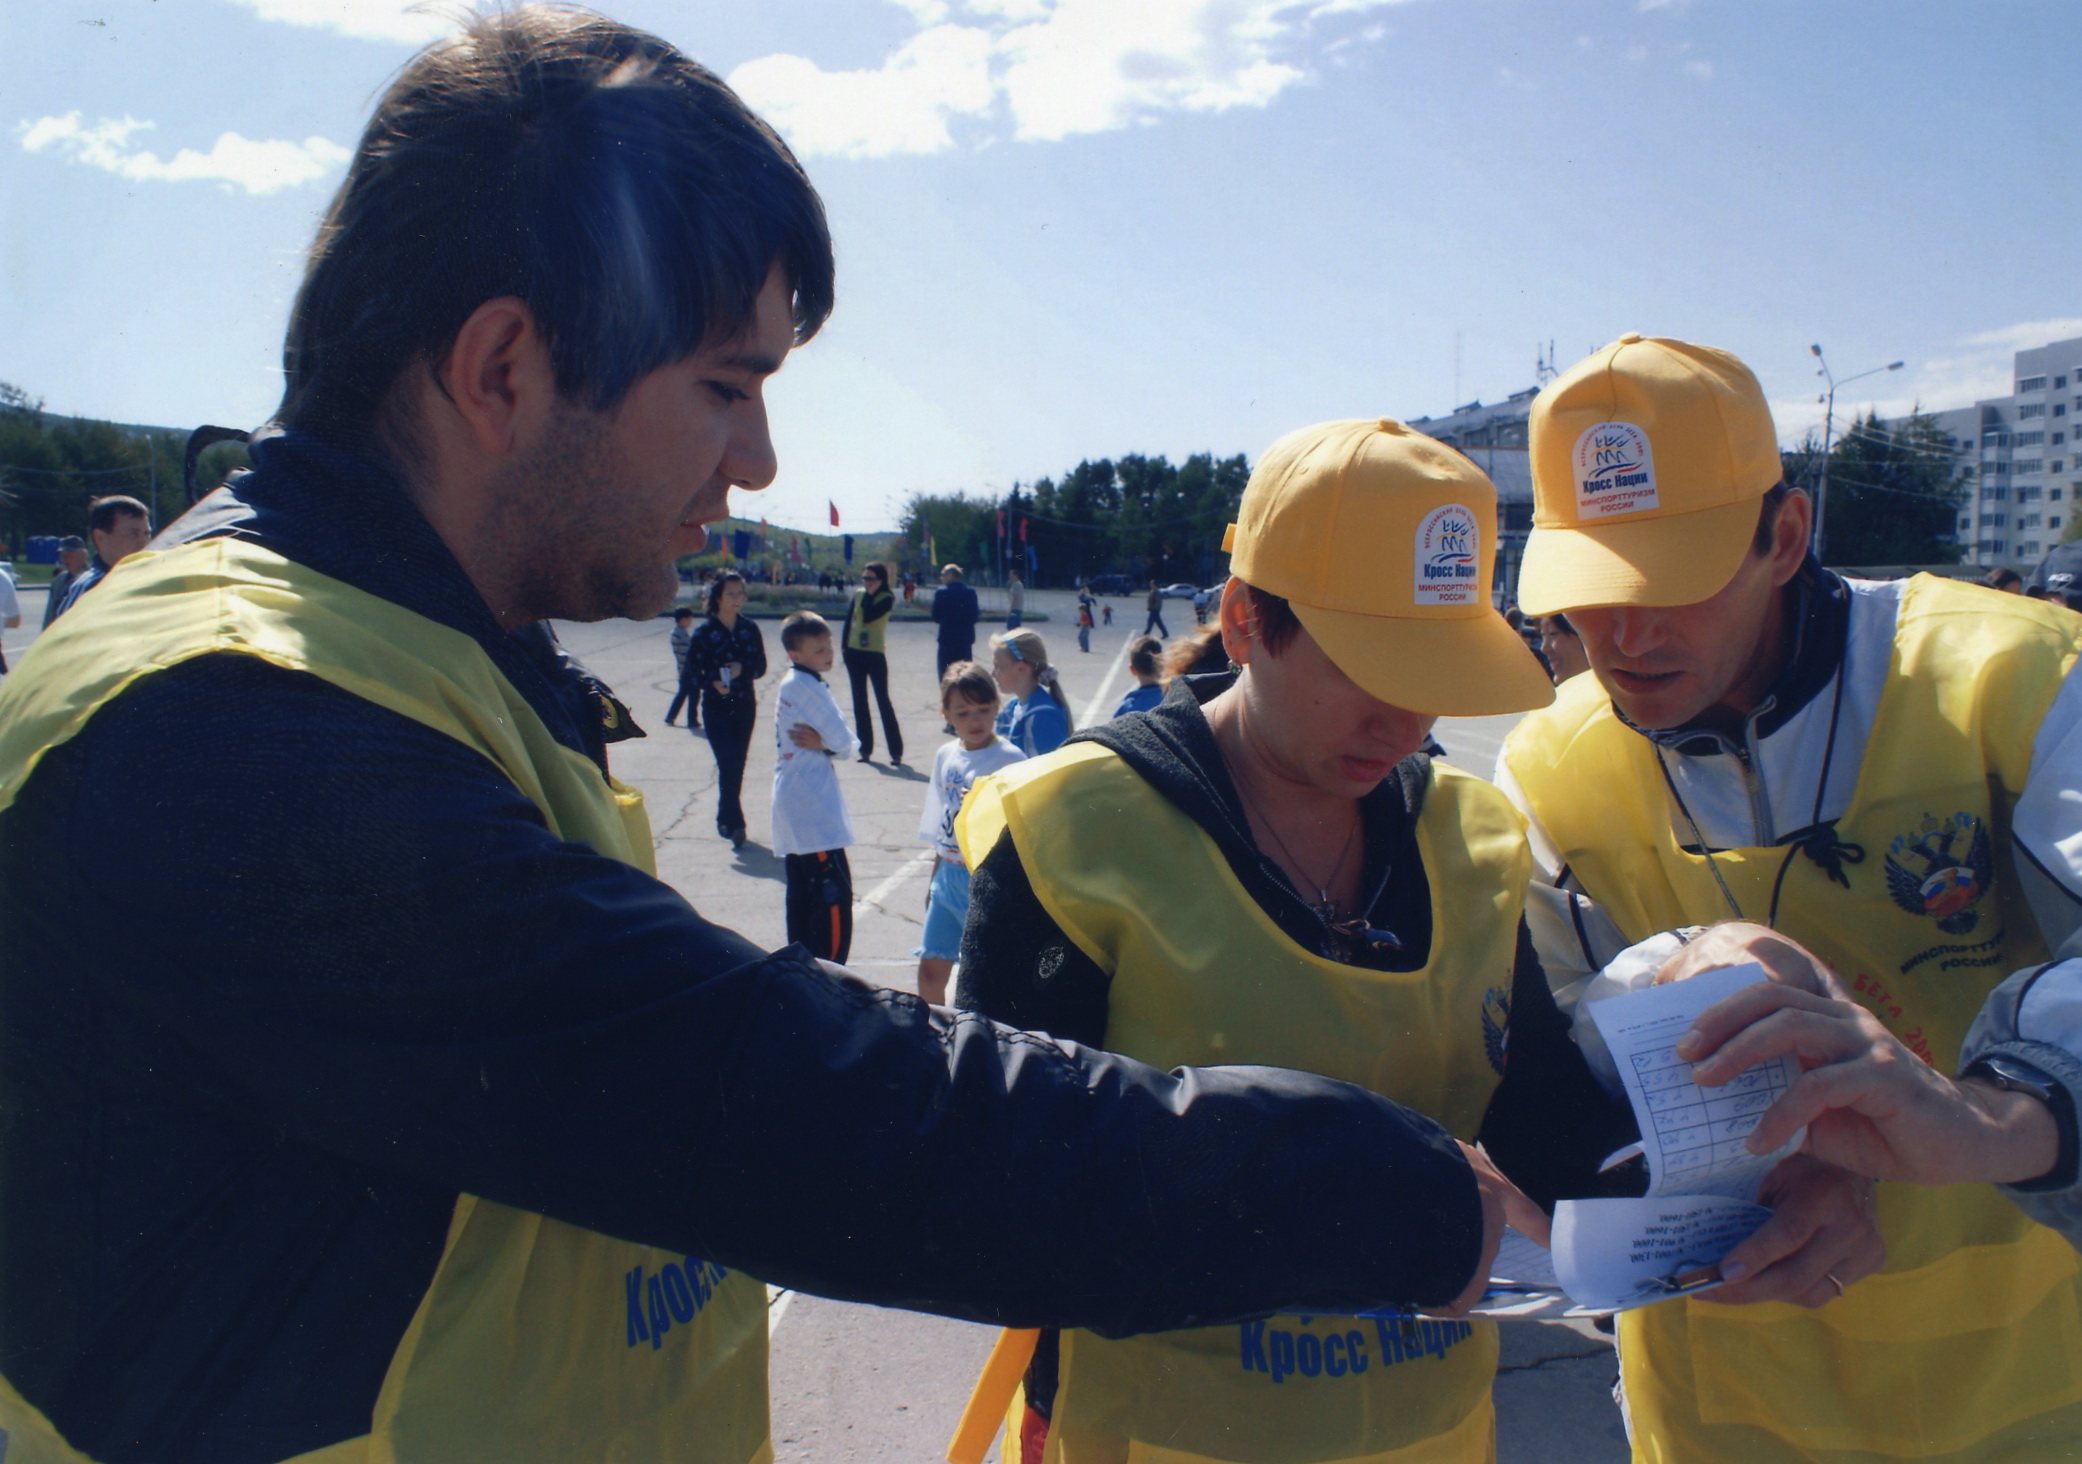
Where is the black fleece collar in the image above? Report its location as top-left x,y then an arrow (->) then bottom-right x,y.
1068,673 -> 1433,969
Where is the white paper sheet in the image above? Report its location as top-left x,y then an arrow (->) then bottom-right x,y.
1462,964 -> 1801,1317
1585,961 -> 1805,1203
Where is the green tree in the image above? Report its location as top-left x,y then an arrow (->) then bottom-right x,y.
1786,410 -> 1968,567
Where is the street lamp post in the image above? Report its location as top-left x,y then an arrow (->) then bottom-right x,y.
1810,345 -> 1904,563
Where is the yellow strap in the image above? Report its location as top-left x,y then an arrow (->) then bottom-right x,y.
946,1328 -> 1040,1464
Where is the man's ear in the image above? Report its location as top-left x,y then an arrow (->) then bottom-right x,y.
1770,489 -> 1815,588
433,296 -> 559,456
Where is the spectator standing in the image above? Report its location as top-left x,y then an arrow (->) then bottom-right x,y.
1536,612 -> 1589,684
913,662 -> 1024,1004
41,537 -> 87,630
1005,569 -> 1025,629
932,562 -> 979,678
1101,601 -> 1112,626
771,612 -> 858,962
664,606 -> 699,727
1111,636 -> 1165,718
1075,598 -> 1093,653
841,561 -> 903,765
990,627 -> 1070,757
687,570 -> 766,846
1142,579 -> 1168,638
1191,584 -> 1210,624
50,496 -> 151,623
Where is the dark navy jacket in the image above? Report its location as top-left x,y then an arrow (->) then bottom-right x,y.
930,579 -> 979,648
1,435 -> 1491,1464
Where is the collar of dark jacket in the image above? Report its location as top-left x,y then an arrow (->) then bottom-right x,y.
1067,672 -> 1431,967
164,430 -> 626,772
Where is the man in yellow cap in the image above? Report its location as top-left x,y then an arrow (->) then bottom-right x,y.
1498,334 -> 2082,1462
951,417 -> 1854,1464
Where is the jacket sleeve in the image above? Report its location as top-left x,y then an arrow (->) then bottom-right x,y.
1959,957 -> 2082,1241
6,653 -> 1487,1335
683,621 -> 719,689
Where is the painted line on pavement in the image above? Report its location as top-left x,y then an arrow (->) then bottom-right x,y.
767,1285 -> 795,1335
854,847 -> 936,919
1079,629 -> 1137,729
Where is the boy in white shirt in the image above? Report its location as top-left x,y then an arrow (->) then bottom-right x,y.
914,662 -> 1026,1003
772,612 -> 859,961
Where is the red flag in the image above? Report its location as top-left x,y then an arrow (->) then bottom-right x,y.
1019,516 -> 1028,542
829,500 -> 840,528
996,509 -> 1005,537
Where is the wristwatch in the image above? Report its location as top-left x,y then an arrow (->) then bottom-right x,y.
1961,1052 -> 2079,1190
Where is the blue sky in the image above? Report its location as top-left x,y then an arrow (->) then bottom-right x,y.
5,0 -> 2078,533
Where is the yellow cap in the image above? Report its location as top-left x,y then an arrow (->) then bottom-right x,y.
1518,334 -> 1782,615
1222,418 -> 1553,716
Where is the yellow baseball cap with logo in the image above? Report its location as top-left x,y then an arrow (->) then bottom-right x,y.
1221,417 -> 1553,716
1517,333 -> 1784,615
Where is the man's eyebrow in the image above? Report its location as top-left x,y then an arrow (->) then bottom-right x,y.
713,351 -> 784,375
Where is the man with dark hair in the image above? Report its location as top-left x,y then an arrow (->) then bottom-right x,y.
0,11 -> 1539,1464
1500,334 -> 2082,1463
41,535 -> 88,630
48,496 -> 150,622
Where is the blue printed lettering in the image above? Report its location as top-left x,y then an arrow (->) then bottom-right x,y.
647,1275 -> 672,1349
1374,1315 -> 1404,1365
1323,1333 -> 1347,1378
1240,1320 -> 1268,1374
625,1267 -> 649,1347
1297,1333 -> 1322,1377
1269,1329 -> 1295,1384
662,1263 -> 696,1324
1346,1330 -> 1368,1374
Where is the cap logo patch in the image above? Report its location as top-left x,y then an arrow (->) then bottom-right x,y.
1414,503 -> 1480,606
1572,421 -> 1658,519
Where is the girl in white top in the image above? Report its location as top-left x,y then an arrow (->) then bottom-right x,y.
915,662 -> 1025,1003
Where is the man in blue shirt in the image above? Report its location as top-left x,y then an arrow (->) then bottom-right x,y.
932,560 -> 980,677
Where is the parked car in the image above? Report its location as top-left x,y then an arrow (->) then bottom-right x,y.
1159,582 -> 1198,600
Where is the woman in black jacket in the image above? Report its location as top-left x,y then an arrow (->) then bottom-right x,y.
841,562 -> 904,765
682,571 -> 767,845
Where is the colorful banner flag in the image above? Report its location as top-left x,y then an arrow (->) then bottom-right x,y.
732,529 -> 752,561
842,534 -> 854,565
829,500 -> 840,528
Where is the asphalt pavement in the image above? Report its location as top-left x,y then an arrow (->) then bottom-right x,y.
5,582 -> 1626,1463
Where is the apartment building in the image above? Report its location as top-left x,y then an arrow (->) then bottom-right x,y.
1897,335 -> 2082,570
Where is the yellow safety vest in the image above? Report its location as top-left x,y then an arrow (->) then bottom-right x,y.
0,538 -> 772,1464
957,743 -> 1528,1464
1502,573 -> 2082,1463
846,591 -> 888,655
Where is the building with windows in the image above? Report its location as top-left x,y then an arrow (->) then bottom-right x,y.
1890,335 -> 2082,570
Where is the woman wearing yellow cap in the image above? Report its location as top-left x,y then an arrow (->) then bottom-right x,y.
951,418 -> 1638,1464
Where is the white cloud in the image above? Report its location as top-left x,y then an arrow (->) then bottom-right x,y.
1684,59 -> 1713,78
1624,43 -> 1649,62
1968,318 -> 2082,351
730,25 -> 996,160
17,112 -> 351,195
729,0 -> 1407,158
224,0 -> 456,45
